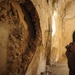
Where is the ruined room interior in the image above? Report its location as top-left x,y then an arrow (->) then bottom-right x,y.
0,0 -> 75,75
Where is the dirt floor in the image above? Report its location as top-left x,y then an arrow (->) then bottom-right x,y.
50,62 -> 69,75
49,58 -> 69,75
41,58 -> 69,75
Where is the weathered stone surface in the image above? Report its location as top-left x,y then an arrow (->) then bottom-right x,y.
0,0 -> 42,75
0,0 -> 75,75
62,0 -> 75,58
0,22 -> 9,75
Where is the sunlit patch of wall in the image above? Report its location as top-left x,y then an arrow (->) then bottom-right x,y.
52,11 -> 57,36
51,11 -> 60,65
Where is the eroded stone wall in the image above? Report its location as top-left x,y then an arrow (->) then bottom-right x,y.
62,0 -> 75,57
0,0 -> 51,75
50,0 -> 72,64
0,0 -> 41,75
26,0 -> 51,75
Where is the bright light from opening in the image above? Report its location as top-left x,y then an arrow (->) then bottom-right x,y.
52,11 -> 57,36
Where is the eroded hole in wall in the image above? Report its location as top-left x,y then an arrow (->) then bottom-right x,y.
24,0 -> 41,39
20,4 -> 36,39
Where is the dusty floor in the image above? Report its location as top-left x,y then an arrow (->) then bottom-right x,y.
50,62 -> 69,75
41,58 -> 69,75
49,58 -> 69,75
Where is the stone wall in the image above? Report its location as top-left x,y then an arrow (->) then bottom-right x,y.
0,0 -> 51,75
50,0 -> 72,64
62,0 -> 75,57
0,22 -> 9,75
26,0 -> 51,75
0,0 -> 74,75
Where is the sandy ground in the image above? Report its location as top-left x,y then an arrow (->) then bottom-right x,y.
50,62 -> 69,75
49,58 -> 69,75
40,58 -> 69,75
